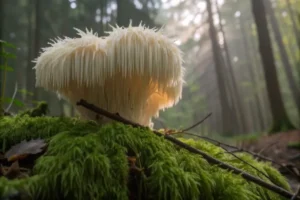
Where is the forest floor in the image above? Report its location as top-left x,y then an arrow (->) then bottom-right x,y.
241,130 -> 300,192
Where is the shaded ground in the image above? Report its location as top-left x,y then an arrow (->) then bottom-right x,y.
241,130 -> 300,191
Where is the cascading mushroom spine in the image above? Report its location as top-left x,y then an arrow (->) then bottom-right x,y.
34,23 -> 185,127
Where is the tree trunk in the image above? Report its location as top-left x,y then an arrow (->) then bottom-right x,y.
26,0 -> 41,104
206,0 -> 234,135
116,0 -> 154,28
116,0 -> 129,26
215,1 -> 248,133
32,0 -> 42,102
251,0 -> 295,133
0,0 -> 4,110
239,17 -> 265,131
248,23 -> 272,128
99,0 -> 105,36
0,0 -> 3,47
285,0 -> 300,46
264,0 -> 300,117
25,0 -> 33,103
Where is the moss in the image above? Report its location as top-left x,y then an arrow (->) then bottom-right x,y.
19,101 -> 49,117
0,115 -> 291,200
180,138 -> 291,199
0,177 -> 30,199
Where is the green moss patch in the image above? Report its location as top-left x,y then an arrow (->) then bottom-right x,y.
0,115 -> 291,200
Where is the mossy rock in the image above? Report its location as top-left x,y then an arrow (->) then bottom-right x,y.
0,114 -> 291,200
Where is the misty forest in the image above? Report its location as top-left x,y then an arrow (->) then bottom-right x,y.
0,0 -> 300,199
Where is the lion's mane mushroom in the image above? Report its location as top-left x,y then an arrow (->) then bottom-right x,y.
34,24 -> 184,127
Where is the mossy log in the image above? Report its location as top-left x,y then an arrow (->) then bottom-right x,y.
0,113 -> 292,200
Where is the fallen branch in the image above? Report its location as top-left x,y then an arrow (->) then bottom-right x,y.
76,99 -> 297,200
291,186 -> 300,200
174,131 -> 298,178
289,154 -> 300,161
172,131 -> 271,180
258,141 -> 278,155
181,113 -> 212,132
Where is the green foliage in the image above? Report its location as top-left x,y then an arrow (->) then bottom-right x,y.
0,40 -> 30,115
230,132 -> 262,143
30,132 -> 128,200
181,138 -> 290,192
287,142 -> 300,149
18,89 -> 34,96
0,113 -> 291,200
0,65 -> 14,72
19,101 -> 49,117
0,177 -> 30,199
0,40 -> 17,116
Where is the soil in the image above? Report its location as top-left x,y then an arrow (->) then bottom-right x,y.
241,130 -> 300,192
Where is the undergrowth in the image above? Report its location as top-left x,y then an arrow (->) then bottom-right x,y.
0,114 -> 291,200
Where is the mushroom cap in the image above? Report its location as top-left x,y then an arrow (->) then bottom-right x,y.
34,24 -> 184,126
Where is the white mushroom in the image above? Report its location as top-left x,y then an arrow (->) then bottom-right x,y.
34,23 -> 184,127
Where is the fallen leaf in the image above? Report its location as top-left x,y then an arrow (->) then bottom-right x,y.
5,139 -> 47,162
2,161 -> 21,179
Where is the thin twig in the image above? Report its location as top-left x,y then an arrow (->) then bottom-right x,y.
181,113 -> 212,132
5,82 -> 18,112
258,141 -> 278,155
76,99 -> 298,200
175,131 -> 298,178
220,148 -> 270,180
227,149 -> 243,153
291,186 -> 300,200
289,154 -> 300,161
173,131 -> 270,180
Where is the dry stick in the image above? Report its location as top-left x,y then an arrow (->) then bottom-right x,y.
159,115 -> 279,180
289,154 -> 300,161
177,131 -> 298,177
76,99 -> 298,200
224,150 -> 271,180
291,186 -> 300,200
258,141 -> 278,155
173,131 -> 271,180
224,150 -> 298,178
181,113 -> 212,132
176,124 -> 271,180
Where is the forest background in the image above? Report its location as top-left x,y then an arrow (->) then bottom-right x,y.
0,0 -> 299,141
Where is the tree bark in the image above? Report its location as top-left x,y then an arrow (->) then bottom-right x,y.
32,0 -> 41,102
33,0 -> 41,66
264,0 -> 300,117
25,0 -> 33,103
116,0 -> 155,27
239,17 -> 265,131
285,0 -> 300,46
0,0 -> 4,105
26,0 -> 41,104
99,0 -> 105,36
215,1 -> 249,133
248,23 -> 272,128
251,0 -> 295,133
206,0 -> 234,135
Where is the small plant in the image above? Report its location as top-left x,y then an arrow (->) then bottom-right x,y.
0,40 -> 27,116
